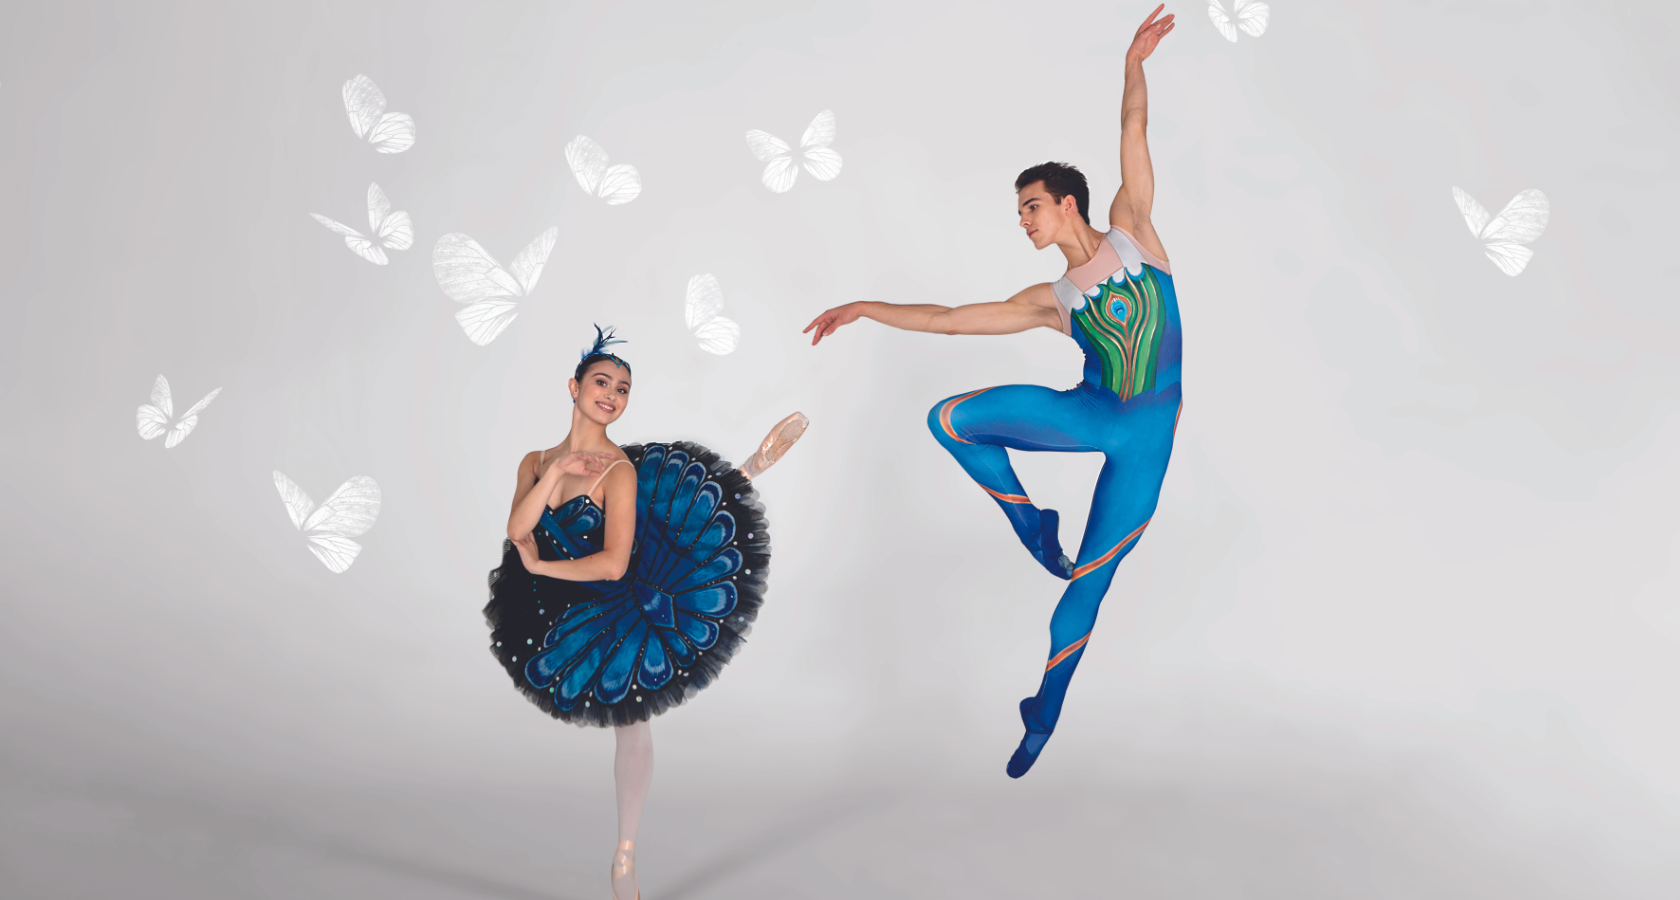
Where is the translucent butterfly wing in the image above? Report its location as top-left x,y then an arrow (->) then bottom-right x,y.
1481,189 -> 1549,245
508,227 -> 558,295
798,110 -> 842,184
342,75 -> 387,140
307,533 -> 364,574
311,213 -> 385,265
1452,187 -> 1491,238
566,136 -> 642,205
745,130 -> 791,162
684,274 -> 724,330
376,211 -> 413,251
360,183 -> 413,252
303,476 -> 381,537
1208,0 -> 1239,42
746,130 -> 798,193
341,75 -> 413,153
164,387 -> 222,449
367,182 -> 391,231
566,135 -> 610,194
799,110 -> 836,150
433,234 -> 522,304
272,471 -> 316,530
1482,242 -> 1535,277
684,274 -> 739,355
136,375 -> 172,440
595,164 -> 642,205
341,75 -> 415,153
693,318 -> 740,355
1233,0 -> 1269,37
366,112 -> 415,154
455,301 -> 519,346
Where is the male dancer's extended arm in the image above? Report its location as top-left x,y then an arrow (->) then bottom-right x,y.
1107,4 -> 1173,263
803,284 -> 1061,345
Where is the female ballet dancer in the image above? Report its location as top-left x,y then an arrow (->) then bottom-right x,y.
484,327 -> 808,899
803,6 -> 1180,777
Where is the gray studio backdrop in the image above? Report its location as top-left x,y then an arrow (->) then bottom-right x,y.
3,1 -> 1679,897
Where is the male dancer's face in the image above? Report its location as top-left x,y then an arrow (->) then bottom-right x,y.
1017,181 -> 1077,251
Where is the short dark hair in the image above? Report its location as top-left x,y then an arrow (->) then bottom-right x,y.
1015,162 -> 1090,224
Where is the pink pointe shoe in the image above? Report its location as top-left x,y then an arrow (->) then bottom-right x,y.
611,840 -> 639,900
739,411 -> 809,480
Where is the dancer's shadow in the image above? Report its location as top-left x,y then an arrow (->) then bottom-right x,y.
655,790 -> 894,900
307,839 -> 581,900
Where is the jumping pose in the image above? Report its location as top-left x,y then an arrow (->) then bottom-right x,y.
485,327 -> 808,898
805,6 -> 1179,778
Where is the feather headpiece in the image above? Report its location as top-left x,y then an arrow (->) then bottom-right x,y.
574,324 -> 631,381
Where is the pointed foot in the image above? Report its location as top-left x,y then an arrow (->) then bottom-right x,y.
1037,509 -> 1073,581
1008,697 -> 1052,779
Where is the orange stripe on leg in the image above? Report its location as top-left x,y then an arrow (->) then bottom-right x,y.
981,485 -> 1031,504
1071,519 -> 1151,580
1045,632 -> 1091,672
938,387 -> 993,445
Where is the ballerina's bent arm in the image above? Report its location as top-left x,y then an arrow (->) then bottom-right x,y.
506,450 -> 637,582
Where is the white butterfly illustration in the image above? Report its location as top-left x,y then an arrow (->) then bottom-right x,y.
342,74 -> 415,153
1208,0 -> 1269,41
745,110 -> 843,194
565,135 -> 642,205
310,183 -> 414,265
684,274 -> 740,356
432,228 -> 558,346
136,375 -> 222,449
272,471 -> 382,574
1451,187 -> 1550,276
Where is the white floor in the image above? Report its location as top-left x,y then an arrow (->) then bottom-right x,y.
6,753 -> 1674,899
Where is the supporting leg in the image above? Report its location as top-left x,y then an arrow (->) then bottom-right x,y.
612,721 -> 652,900
1007,413 -> 1175,778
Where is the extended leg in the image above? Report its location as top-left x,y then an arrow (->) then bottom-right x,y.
926,384 -> 1101,580
612,721 -> 652,900
1007,409 -> 1176,778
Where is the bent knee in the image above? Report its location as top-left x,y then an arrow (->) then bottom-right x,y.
927,399 -> 961,445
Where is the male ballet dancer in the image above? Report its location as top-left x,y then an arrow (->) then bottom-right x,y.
805,5 -> 1180,777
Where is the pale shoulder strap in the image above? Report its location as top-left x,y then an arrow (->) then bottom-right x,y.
585,458 -> 630,497
1049,278 -> 1078,336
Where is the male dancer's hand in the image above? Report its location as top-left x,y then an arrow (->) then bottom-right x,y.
1128,4 -> 1174,62
803,302 -> 862,345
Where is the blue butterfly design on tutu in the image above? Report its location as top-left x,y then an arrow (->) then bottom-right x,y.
486,441 -> 768,727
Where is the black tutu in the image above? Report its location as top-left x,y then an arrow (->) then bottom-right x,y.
484,441 -> 770,727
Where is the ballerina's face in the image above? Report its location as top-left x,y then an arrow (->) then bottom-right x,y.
1018,181 -> 1079,250
570,359 -> 631,426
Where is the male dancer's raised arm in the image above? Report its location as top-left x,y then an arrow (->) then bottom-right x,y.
1108,4 -> 1173,263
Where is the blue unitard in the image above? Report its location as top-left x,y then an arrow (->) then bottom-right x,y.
926,226 -> 1182,777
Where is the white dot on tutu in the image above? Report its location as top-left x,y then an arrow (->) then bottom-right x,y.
585,701 -> 590,707
747,533 -> 754,539
734,493 -> 740,499
496,642 -> 502,647
745,569 -> 752,574
527,638 -> 533,645
636,696 -> 642,702
512,656 -> 518,661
